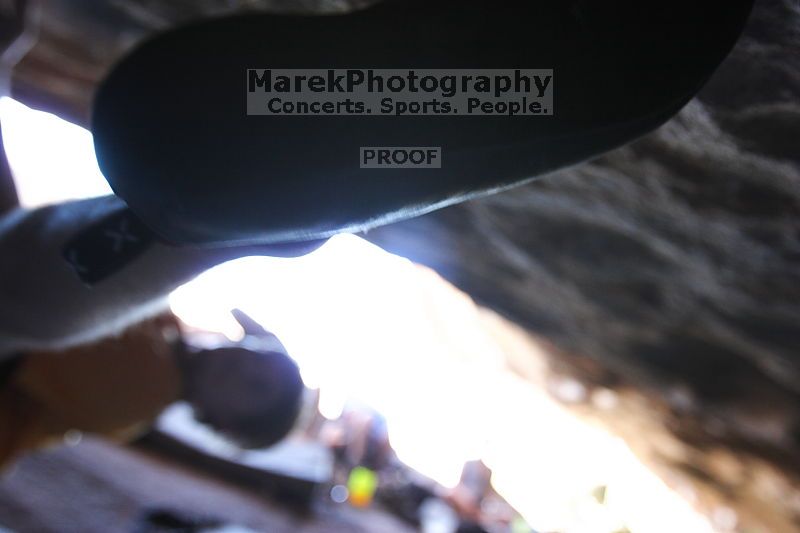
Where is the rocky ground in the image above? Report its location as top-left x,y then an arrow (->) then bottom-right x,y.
0,436 -> 413,533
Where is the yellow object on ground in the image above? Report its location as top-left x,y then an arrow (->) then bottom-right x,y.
347,466 -> 379,508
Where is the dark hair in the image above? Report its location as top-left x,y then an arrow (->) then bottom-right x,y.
184,347 -> 306,449
225,350 -> 305,449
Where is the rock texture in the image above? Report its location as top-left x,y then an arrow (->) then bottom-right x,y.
376,2 -> 800,415
364,2 -> 800,529
3,0 -> 799,530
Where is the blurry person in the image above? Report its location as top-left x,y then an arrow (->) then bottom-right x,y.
323,403 -> 394,473
345,406 -> 393,472
0,309 -> 305,468
180,312 -> 305,449
0,7 -> 317,470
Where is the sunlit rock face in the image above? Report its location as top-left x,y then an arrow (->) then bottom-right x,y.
5,0 -> 799,530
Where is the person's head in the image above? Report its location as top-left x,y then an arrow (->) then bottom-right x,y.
179,344 -> 305,449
